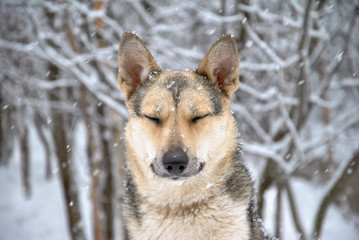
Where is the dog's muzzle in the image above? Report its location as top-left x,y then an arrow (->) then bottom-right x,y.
150,148 -> 204,180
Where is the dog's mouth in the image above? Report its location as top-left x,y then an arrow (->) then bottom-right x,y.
150,160 -> 205,181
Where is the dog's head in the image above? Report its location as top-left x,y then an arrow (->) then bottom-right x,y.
118,33 -> 239,183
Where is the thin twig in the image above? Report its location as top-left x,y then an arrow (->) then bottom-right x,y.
275,184 -> 283,239
285,181 -> 306,240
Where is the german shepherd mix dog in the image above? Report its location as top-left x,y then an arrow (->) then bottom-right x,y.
118,32 -> 272,240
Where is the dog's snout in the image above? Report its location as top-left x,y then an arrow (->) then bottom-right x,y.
163,149 -> 188,176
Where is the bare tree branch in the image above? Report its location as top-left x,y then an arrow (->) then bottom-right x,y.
312,151 -> 359,239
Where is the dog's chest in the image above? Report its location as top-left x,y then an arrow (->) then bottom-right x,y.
131,196 -> 250,240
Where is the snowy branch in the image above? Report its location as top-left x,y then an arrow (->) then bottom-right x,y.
242,20 -> 284,67
277,94 -> 305,164
244,142 -> 292,173
237,82 -> 278,101
232,104 -> 272,144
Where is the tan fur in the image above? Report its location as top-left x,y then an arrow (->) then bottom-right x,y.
130,195 -> 250,240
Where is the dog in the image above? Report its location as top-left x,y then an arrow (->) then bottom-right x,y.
118,32 -> 272,240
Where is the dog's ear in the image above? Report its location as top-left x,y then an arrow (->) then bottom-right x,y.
118,32 -> 159,99
197,35 -> 239,96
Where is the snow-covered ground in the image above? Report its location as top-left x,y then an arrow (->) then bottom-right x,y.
0,128 -> 70,240
0,125 -> 358,240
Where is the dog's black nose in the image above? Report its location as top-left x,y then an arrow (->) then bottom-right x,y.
163,149 -> 188,176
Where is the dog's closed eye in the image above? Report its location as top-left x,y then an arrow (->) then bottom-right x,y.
144,115 -> 161,125
192,114 -> 209,123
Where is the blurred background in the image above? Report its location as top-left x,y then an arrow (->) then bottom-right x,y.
0,0 -> 358,239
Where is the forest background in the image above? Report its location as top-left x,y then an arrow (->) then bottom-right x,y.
0,0 -> 359,239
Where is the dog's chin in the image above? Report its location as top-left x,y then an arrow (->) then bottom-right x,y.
150,162 -> 205,181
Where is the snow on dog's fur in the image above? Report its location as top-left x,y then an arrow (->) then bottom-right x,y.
118,32 -> 272,240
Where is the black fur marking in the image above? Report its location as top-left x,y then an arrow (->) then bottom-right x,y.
124,227 -> 130,240
150,163 -> 155,174
132,83 -> 150,116
224,148 -> 272,239
247,196 -> 273,240
248,197 -> 258,239
198,162 -> 205,172
125,173 -> 142,223
195,72 -> 223,115
224,149 -> 252,201
207,87 -> 223,115
164,76 -> 189,107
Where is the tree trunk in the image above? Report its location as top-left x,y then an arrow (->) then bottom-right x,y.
48,63 -> 85,240
98,103 -> 114,240
0,84 -> 14,166
274,185 -> 282,239
53,112 -> 86,240
93,2 -> 115,238
34,113 -> 52,180
20,125 -> 31,198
